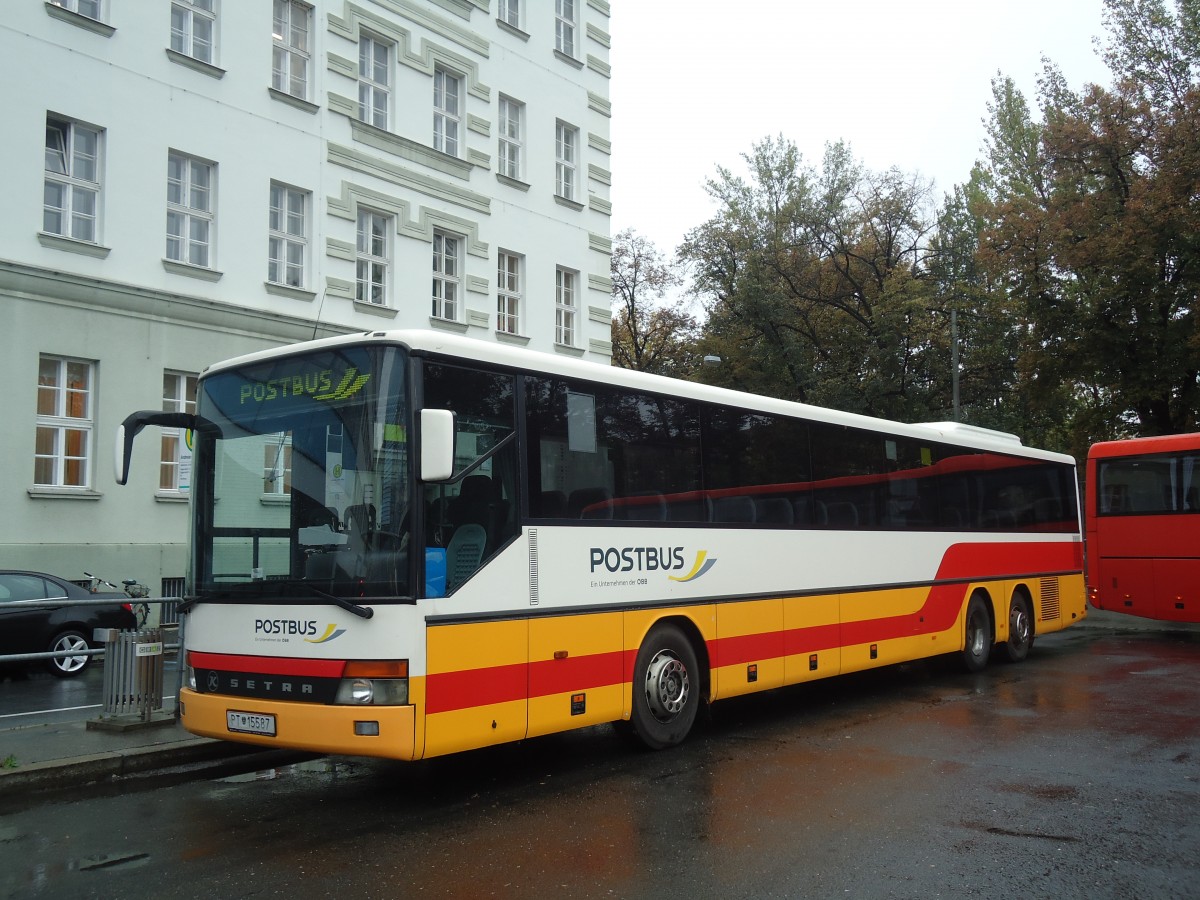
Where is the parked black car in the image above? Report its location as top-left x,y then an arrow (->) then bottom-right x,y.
0,570 -> 136,677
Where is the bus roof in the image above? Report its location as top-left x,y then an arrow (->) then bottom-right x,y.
1087,433 -> 1200,460
203,329 -> 1075,465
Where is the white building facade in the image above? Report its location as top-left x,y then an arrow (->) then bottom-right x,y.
0,0 -> 613,591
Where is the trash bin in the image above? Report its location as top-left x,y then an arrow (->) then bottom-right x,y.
90,626 -> 169,729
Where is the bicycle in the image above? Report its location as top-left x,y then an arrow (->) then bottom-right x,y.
84,571 -> 151,627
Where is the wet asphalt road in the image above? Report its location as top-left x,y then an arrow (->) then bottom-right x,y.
1,616 -> 1198,899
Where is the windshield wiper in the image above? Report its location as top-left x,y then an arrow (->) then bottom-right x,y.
294,583 -> 374,620
178,584 -> 373,619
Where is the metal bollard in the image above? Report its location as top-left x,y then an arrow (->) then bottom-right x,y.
89,626 -> 170,731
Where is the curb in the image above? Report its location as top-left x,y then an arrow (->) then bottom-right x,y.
0,739 -> 308,797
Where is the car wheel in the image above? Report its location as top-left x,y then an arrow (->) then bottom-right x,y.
47,630 -> 91,677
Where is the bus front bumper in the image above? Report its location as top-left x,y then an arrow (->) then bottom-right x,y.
179,688 -> 417,760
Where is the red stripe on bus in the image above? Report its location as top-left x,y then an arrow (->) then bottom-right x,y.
529,650 -> 626,698
426,540 -> 1083,714
710,541 -> 1080,667
425,662 -> 528,714
188,651 -> 345,677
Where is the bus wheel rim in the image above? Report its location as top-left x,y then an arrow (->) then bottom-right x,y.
1011,605 -> 1030,645
645,651 -> 689,722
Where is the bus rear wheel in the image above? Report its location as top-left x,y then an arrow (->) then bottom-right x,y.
628,623 -> 700,751
961,593 -> 992,673
999,592 -> 1034,663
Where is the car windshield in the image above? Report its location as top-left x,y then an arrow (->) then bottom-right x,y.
191,344 -> 412,601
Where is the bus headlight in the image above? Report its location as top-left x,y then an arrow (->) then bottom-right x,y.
334,660 -> 409,706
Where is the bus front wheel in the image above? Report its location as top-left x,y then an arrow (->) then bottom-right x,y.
629,623 -> 700,751
961,593 -> 992,673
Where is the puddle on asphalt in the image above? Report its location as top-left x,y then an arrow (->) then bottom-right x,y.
216,757 -> 361,784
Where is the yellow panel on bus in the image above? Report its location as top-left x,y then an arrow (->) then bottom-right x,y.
713,598 -> 784,699
528,612 -> 625,738
423,618 -> 528,759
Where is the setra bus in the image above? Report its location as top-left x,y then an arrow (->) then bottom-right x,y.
1085,434 -> 1200,622
116,330 -> 1087,759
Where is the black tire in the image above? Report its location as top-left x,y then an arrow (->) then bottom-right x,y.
998,592 -> 1034,663
628,623 -> 700,750
961,593 -> 992,673
47,630 -> 92,677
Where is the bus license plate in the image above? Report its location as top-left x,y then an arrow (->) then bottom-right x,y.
227,710 -> 276,737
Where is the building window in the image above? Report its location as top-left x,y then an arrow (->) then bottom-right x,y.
35,355 -> 93,488
44,116 -> 102,243
356,209 -> 390,305
555,121 -> 578,202
498,0 -> 520,29
555,0 -> 576,56
358,35 -> 390,129
498,96 -> 523,180
50,0 -> 102,19
432,230 -> 460,321
556,267 -> 577,346
263,437 -> 292,495
271,0 -> 311,100
433,67 -> 461,157
166,152 -> 215,268
497,251 -> 523,335
170,0 -> 215,64
160,371 -> 197,492
268,182 -> 307,288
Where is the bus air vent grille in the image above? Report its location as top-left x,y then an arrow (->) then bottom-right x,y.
1039,577 -> 1061,620
529,528 -> 540,606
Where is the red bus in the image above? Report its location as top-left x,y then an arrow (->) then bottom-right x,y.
1086,434 -> 1200,622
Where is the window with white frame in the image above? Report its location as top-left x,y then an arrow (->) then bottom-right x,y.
271,0 -> 311,99
44,115 -> 102,243
555,267 -> 577,346
160,371 -> 197,492
555,0 -> 576,56
555,121 -> 578,202
166,152 -> 215,268
356,209 -> 390,305
498,0 -> 520,29
268,182 -> 307,288
497,250 -> 523,335
358,35 -> 390,128
170,0 -> 215,64
263,436 -> 292,495
432,230 -> 460,321
433,67 -> 461,156
498,96 -> 523,181
35,355 -> 94,488
49,0 -> 102,19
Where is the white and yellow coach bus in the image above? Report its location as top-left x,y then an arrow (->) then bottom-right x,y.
117,330 -> 1086,759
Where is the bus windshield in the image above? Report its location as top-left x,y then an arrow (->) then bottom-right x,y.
192,344 -> 412,601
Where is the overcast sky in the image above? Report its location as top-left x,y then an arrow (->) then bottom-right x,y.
607,0 -> 1115,259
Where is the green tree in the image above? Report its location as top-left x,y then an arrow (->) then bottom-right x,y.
680,137 -> 944,420
972,0 -> 1200,447
610,228 -> 700,377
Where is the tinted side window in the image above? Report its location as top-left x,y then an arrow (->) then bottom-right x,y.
809,423 -> 887,528
526,376 -> 701,521
701,407 -> 810,525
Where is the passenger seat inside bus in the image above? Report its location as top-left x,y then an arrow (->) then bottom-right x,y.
446,523 -> 486,590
